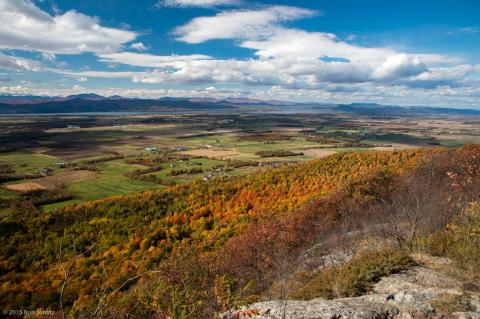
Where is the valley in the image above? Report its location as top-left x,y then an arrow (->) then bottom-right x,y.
1,110 -> 480,317
1,112 -> 480,214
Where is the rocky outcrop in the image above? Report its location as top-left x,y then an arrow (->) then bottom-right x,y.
222,266 -> 480,319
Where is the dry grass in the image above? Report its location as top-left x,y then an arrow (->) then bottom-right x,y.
429,293 -> 474,316
289,249 -> 415,300
5,170 -> 98,192
36,170 -> 98,188
5,182 -> 46,192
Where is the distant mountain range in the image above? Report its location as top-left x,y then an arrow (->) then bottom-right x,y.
0,94 -> 479,116
334,103 -> 480,116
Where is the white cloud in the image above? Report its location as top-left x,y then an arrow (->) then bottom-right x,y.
41,52 -> 56,61
241,30 -> 390,62
0,0 -> 137,54
371,54 -> 427,81
0,85 -> 32,95
129,42 -> 148,51
76,47 -> 477,92
459,27 -> 479,34
130,59 -> 282,85
407,64 -> 480,88
168,9 -> 474,90
61,70 -> 141,79
98,52 -> 212,68
0,52 -> 43,72
174,6 -> 317,44
160,0 -> 241,8
433,65 -> 480,81
72,84 -> 85,92
115,34 -> 470,89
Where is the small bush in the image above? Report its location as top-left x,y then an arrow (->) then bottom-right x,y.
136,281 -> 202,319
429,293 -> 474,315
168,168 -> 203,176
255,150 -> 303,157
290,249 -> 415,300
420,202 -> 480,284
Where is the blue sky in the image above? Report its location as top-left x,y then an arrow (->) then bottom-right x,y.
0,0 -> 479,107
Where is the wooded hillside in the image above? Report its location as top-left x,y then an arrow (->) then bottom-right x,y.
0,148 -> 442,313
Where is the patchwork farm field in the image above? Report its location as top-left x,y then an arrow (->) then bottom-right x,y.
1,112 -> 480,213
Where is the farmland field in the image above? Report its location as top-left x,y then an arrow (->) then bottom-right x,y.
1,112 -> 480,213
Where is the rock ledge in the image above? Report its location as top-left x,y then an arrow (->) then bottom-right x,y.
223,266 -> 480,319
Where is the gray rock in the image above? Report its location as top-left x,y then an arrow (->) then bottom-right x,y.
222,297 -> 399,319
223,266 -> 480,319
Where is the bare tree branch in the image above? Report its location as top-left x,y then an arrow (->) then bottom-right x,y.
59,238 -> 96,319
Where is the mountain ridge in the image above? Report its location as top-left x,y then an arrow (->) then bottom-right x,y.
0,94 -> 479,115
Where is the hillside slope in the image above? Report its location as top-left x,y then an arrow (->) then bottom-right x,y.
1,149 -> 434,310
223,145 -> 480,319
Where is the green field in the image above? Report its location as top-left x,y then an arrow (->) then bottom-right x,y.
1,113 -> 480,213
0,151 -> 60,173
67,160 -> 163,200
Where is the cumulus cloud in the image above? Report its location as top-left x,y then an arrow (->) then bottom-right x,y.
72,84 -> 85,92
129,42 -> 148,51
130,58 -> 294,85
0,52 -> 43,72
174,6 -> 317,44
0,0 -> 137,54
166,11 -> 476,89
371,54 -> 428,81
107,34 -> 468,89
160,0 -> 241,8
406,64 -> 480,88
241,29 -> 391,62
78,47 -> 477,92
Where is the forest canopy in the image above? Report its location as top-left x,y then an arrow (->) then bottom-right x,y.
0,147 -> 454,314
